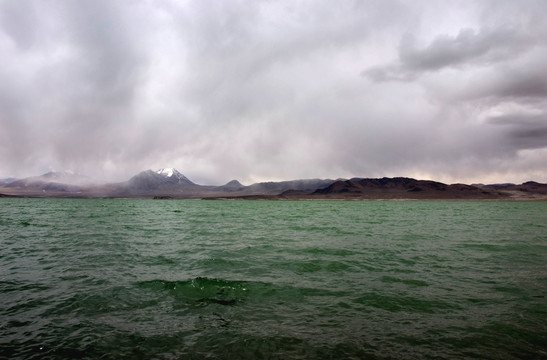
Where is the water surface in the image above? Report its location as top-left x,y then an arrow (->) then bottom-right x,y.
1,199 -> 546,359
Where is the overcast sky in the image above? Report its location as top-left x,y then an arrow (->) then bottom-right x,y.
1,0 -> 546,185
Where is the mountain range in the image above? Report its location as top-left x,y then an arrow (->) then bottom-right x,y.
1,168 -> 546,200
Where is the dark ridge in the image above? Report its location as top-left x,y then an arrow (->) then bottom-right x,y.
225,179 -> 243,187
313,177 -> 451,194
280,189 -> 310,196
217,179 -> 245,192
477,181 -> 547,194
309,177 -> 508,199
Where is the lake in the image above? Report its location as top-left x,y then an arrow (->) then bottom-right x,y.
1,199 -> 546,359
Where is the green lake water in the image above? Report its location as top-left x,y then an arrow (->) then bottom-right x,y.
1,199 -> 546,359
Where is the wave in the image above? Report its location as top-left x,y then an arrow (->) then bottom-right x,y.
137,277 -> 251,307
135,277 -> 348,309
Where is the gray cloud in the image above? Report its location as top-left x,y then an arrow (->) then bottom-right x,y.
363,26 -> 536,81
487,113 -> 547,150
1,0 -> 547,185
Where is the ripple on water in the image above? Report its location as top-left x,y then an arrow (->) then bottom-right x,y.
1,199 -> 546,359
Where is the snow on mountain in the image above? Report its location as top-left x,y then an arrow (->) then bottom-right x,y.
124,168 -> 195,192
157,168 -> 175,177
155,168 -> 193,184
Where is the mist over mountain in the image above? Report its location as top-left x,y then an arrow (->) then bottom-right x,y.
5,170 -> 91,186
1,168 -> 546,200
2,170 -> 95,194
0,177 -> 17,186
474,181 -> 547,195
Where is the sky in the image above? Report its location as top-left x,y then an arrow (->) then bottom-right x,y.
1,0 -> 546,185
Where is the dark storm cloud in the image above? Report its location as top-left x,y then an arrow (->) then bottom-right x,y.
1,0 -> 546,184
363,26 -> 535,81
487,113 -> 547,150
358,0 -> 547,183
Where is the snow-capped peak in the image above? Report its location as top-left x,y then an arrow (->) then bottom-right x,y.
157,168 -> 176,177
155,168 -> 194,184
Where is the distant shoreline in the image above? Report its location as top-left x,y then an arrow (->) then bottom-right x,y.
2,173 -> 546,201
201,195 -> 547,201
3,194 -> 545,201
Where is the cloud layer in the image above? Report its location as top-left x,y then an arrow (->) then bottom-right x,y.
1,0 -> 546,184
